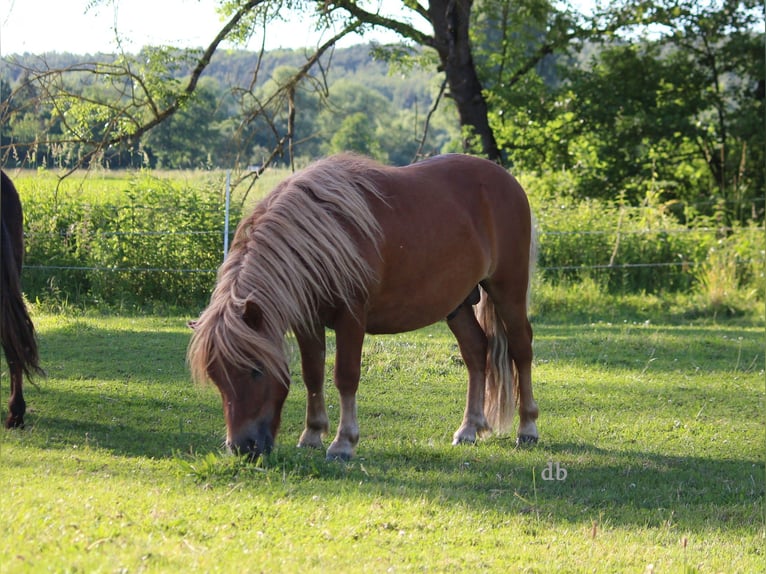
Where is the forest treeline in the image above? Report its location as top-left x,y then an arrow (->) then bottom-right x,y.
1,46 -> 449,168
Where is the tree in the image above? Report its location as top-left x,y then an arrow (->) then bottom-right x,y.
470,0 -> 575,167
143,77 -> 225,169
323,0 -> 587,162
478,0 -> 764,224
0,0 -> 358,181
647,0 -> 765,225
328,112 -> 385,159
6,0 -> 759,225
1,0 -> 598,174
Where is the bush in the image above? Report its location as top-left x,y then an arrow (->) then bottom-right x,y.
21,173 -> 240,310
17,170 -> 763,313
690,223 -> 766,316
523,174 -> 719,294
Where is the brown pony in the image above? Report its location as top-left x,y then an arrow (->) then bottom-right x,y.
188,153 -> 538,460
1,170 -> 43,428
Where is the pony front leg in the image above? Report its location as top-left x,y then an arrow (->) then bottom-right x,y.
328,392 -> 359,461
295,328 -> 329,449
326,311 -> 366,461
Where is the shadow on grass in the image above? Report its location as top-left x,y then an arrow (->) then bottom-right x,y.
10,387 -> 764,534
248,438 -> 764,531
17,384 -> 224,458
9,316 -> 763,535
535,322 -> 764,374
13,320 -> 225,458
37,319 -> 193,382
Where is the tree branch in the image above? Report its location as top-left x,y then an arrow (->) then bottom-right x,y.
48,0 -> 269,179
327,0 -> 435,48
413,76 -> 447,162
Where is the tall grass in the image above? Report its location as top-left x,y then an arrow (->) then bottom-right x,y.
10,168 -> 766,315
521,172 -> 764,317
16,170 -> 242,310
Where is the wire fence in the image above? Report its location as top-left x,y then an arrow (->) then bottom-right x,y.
22,226 -> 763,274
18,191 -> 765,309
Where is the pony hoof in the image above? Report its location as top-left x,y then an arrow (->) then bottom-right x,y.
516,434 -> 538,447
452,435 -> 477,446
298,429 -> 326,450
297,439 -> 324,450
453,422 -> 485,445
297,442 -> 324,450
326,452 -> 352,462
5,416 -> 24,429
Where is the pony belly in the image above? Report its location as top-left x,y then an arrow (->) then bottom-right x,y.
365,313 -> 442,335
364,291 -> 478,334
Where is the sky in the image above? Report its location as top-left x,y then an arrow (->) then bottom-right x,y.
0,0 -> 596,56
0,0 -> 410,56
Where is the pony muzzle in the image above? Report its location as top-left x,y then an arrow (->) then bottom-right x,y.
227,420 -> 274,460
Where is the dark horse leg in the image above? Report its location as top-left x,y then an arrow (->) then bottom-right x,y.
6,363 -> 26,428
448,302 -> 492,444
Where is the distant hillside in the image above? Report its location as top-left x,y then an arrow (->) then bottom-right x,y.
1,44 -> 438,111
0,44 -> 453,168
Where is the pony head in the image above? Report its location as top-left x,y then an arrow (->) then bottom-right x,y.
187,154 -> 384,458
188,299 -> 290,459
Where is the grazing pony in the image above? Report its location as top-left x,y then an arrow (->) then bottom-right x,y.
188,153 -> 538,460
1,170 -> 42,428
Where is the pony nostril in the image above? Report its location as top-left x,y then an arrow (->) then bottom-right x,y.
241,438 -> 258,457
229,435 -> 271,460
227,438 -> 256,457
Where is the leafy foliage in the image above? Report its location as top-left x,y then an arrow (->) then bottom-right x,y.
21,173 -> 237,310
477,0 -> 764,225
14,170 -> 764,313
1,0 -> 762,230
1,45 -> 453,171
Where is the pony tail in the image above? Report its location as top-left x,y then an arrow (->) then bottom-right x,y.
475,288 -> 516,433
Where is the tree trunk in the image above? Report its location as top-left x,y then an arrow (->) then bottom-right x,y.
427,0 -> 501,163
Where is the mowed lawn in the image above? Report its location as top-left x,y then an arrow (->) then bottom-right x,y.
1,312 -> 763,572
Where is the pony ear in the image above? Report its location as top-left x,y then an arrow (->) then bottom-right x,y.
243,300 -> 263,331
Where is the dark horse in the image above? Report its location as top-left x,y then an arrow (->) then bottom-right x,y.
188,154 -> 538,460
1,170 -> 42,428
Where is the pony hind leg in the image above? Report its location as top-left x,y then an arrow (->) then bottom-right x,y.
498,300 -> 538,444
478,286 -> 539,445
509,317 -> 538,444
447,303 -> 492,444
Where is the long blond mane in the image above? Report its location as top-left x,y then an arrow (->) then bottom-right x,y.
188,154 -> 387,385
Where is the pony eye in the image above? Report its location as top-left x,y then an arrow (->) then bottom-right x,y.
251,365 -> 264,379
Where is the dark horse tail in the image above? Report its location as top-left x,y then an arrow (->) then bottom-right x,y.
1,171 -> 42,380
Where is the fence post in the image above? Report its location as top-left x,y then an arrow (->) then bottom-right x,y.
223,170 -> 231,261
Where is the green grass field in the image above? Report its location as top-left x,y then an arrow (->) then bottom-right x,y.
8,167 -> 279,207
1,310 -> 763,572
